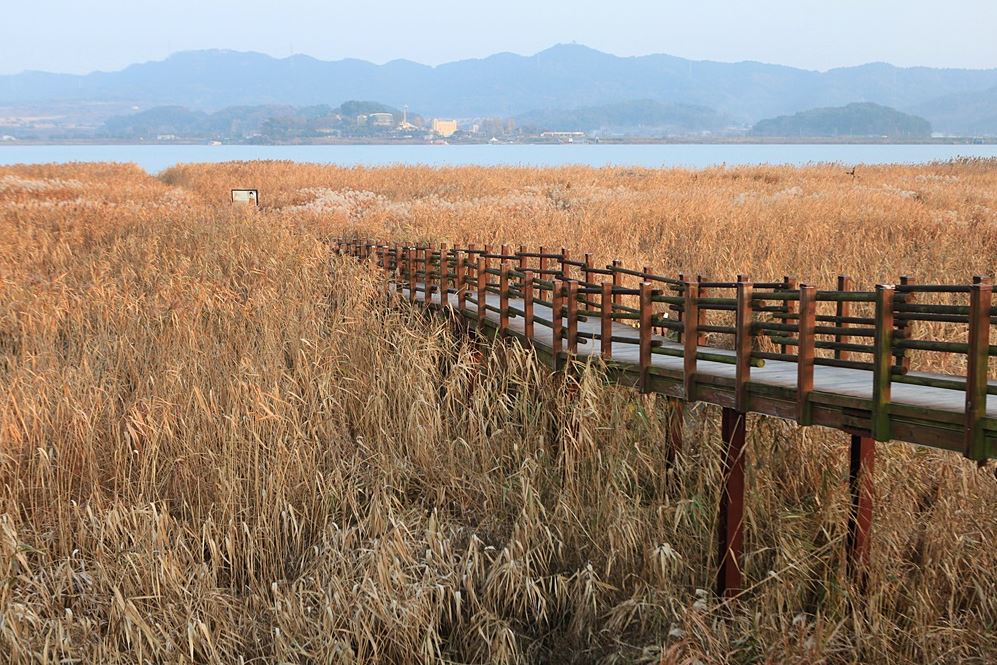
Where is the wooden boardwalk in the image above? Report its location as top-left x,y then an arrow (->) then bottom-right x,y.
337,238 -> 996,597
422,287 -> 997,431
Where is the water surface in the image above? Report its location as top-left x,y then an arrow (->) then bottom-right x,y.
2,143 -> 996,173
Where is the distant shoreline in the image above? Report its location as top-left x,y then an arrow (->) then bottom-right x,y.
3,137 -> 995,147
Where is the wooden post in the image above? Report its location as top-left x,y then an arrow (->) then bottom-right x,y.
499,244 -> 509,309
683,282 -> 700,401
518,244 -> 529,304
676,273 -> 685,344
601,281 -> 613,360
965,279 -> 993,460
782,276 -> 798,355
425,245 -> 436,308
639,282 -> 652,392
476,258 -> 487,327
479,246 -> 492,322
797,285 -> 817,425
439,243 -> 449,305
433,244 -> 442,306
717,407 -> 746,598
428,247 -> 443,305
560,248 -> 571,281
848,433 -> 875,583
696,274 -> 708,346
392,245 -> 402,296
583,253 -> 594,288
417,245 -> 427,307
643,266 -> 656,334
567,280 -> 579,355
524,279 -> 535,340
407,247 -> 416,304
427,245 -> 436,307
482,244 -> 492,281
467,244 -> 478,306
871,285 -> 895,441
551,280 -> 564,366
539,246 -> 549,302
455,250 -> 466,312
413,245 -> 422,303
896,275 -> 914,374
426,245 -> 436,306
499,266 -> 510,334
735,276 -> 753,413
835,275 -> 853,361
611,260 -> 623,307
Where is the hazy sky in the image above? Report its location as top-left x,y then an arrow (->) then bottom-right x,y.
2,1 -> 995,75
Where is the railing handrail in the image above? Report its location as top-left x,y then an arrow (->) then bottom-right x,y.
336,237 -> 994,462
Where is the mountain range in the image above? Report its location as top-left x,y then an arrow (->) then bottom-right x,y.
3,45 -> 997,135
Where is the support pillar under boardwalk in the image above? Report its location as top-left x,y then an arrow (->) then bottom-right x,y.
717,407 -> 747,598
666,396 -> 684,468
847,434 -> 875,583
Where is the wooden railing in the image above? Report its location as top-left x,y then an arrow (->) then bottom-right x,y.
335,237 -> 995,597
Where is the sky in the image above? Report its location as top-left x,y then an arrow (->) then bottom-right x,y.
2,1 -> 995,75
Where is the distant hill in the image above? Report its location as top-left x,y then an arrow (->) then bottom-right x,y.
103,105 -> 211,138
100,101 -> 408,140
516,99 -> 729,135
751,103 -> 932,138
4,45 -> 997,132
909,86 -> 997,136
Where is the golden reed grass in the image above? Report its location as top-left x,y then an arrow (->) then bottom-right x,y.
0,161 -> 995,663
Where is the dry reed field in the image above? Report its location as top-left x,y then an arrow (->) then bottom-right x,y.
1,160 -> 996,663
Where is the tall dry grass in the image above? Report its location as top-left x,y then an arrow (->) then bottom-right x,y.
164,159 -> 997,376
0,162 -> 994,663
163,159 -> 997,287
